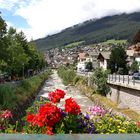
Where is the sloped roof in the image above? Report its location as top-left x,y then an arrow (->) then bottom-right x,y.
98,52 -> 111,60
78,52 -> 89,59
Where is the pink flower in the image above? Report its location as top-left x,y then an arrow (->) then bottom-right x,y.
0,110 -> 13,119
89,106 -> 105,116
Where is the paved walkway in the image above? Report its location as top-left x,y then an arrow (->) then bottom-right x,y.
37,70 -> 94,113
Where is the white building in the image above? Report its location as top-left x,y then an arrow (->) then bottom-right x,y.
97,52 -> 111,70
127,43 -> 140,72
77,62 -> 86,72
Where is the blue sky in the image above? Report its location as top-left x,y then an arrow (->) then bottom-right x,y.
0,0 -> 140,40
0,9 -> 30,28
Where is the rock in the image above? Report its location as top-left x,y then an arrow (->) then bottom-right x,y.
117,102 -> 129,109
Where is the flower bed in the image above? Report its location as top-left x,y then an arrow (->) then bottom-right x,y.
0,89 -> 140,134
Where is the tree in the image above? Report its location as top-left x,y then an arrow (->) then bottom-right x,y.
133,29 -> 140,44
85,62 -> 93,71
108,46 -> 128,74
26,41 -> 46,71
0,13 -> 7,60
3,27 -> 29,76
130,61 -> 139,73
0,12 -> 6,38
91,68 -> 109,96
0,13 -> 46,79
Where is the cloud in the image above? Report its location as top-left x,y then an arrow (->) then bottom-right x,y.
1,0 -> 140,40
0,0 -> 28,11
0,0 -> 19,10
6,21 -> 14,27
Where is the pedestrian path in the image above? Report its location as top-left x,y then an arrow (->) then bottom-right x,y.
38,70 -> 94,113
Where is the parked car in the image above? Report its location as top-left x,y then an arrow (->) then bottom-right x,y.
129,70 -> 139,76
132,72 -> 140,80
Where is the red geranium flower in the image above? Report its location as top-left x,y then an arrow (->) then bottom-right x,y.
55,89 -> 65,98
65,97 -> 81,115
137,122 -> 140,128
48,89 -> 65,103
27,103 -> 62,128
46,126 -> 53,135
27,114 -> 35,123
48,91 -> 61,103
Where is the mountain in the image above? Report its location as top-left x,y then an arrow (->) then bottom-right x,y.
35,12 -> 140,51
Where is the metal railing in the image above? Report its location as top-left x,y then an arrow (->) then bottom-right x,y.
77,72 -> 140,89
108,74 -> 140,86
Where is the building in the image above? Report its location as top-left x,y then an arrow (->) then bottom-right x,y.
77,52 -> 92,72
78,52 -> 92,62
77,61 -> 86,72
127,29 -> 140,71
97,52 -> 111,70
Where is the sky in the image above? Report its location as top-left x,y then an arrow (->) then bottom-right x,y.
0,0 -> 140,40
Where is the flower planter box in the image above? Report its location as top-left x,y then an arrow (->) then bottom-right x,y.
1,89 -> 140,135
0,134 -> 140,140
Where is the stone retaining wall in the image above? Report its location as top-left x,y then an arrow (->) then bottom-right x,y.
107,83 -> 140,114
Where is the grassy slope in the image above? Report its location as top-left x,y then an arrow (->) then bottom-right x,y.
0,70 -> 51,111
101,39 -> 128,45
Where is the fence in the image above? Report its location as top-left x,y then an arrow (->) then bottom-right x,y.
108,74 -> 140,86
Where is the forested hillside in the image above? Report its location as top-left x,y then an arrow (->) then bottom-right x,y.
35,12 -> 140,51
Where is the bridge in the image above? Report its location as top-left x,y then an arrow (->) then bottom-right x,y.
107,74 -> 140,90
107,74 -> 140,114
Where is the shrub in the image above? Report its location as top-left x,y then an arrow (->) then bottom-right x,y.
0,70 -> 51,111
0,84 -> 17,110
91,68 -> 110,95
94,114 -> 140,134
58,66 -> 76,85
73,76 -> 81,85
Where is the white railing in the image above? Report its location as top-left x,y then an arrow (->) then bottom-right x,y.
107,74 -> 140,89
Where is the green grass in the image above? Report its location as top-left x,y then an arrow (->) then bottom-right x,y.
64,41 -> 84,49
58,66 -> 76,85
0,70 -> 51,111
101,39 -> 128,45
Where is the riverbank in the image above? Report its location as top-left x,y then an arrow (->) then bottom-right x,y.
37,70 -> 94,113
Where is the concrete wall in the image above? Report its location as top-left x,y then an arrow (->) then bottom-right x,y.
107,84 -> 140,114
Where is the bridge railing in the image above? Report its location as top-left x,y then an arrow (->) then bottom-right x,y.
77,72 -> 140,89
107,74 -> 140,87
